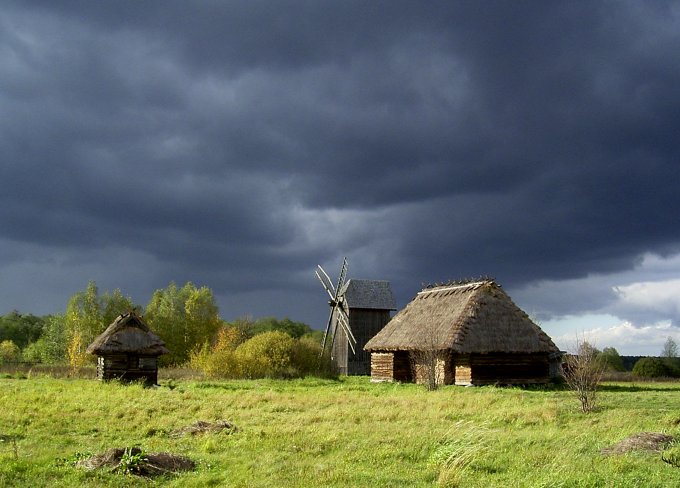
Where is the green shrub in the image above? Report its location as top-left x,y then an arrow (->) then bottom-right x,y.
235,331 -> 296,379
0,340 -> 20,364
190,328 -> 337,379
20,341 -> 43,363
632,357 -> 669,378
662,357 -> 680,378
292,336 -> 338,379
189,327 -> 244,378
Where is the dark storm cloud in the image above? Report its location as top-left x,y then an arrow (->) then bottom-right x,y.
1,1 -> 680,330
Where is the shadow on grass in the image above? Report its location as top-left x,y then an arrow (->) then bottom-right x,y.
0,363 -> 96,379
599,383 -> 680,393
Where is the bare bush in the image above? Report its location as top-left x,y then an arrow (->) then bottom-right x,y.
561,340 -> 605,413
410,320 -> 447,391
411,348 -> 446,391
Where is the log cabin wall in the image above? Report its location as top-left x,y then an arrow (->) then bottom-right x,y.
412,358 -> 427,384
454,354 -> 472,386
97,353 -> 159,385
468,353 -> 551,385
370,352 -> 394,382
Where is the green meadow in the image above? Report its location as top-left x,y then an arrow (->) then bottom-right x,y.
1,373 -> 679,487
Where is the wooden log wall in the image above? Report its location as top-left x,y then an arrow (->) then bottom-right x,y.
370,352 -> 394,382
96,353 -> 158,385
454,354 -> 472,386
468,353 -> 551,385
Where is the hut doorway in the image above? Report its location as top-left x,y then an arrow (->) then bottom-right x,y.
393,351 -> 412,382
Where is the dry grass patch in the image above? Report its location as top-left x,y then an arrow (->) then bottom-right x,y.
76,447 -> 195,477
601,432 -> 675,455
170,419 -> 239,437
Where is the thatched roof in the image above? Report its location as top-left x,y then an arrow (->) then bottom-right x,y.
341,279 -> 397,310
86,312 -> 169,356
364,280 -> 558,354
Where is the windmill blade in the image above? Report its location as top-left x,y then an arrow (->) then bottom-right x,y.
335,257 -> 348,298
336,307 -> 356,354
337,297 -> 356,344
319,306 -> 335,358
337,307 -> 356,346
328,313 -> 338,360
316,265 -> 335,299
316,257 -> 352,362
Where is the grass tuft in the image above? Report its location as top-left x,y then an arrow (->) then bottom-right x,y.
662,444 -> 680,468
429,421 -> 491,487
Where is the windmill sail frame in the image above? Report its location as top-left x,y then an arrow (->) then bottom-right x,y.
317,257 -> 356,359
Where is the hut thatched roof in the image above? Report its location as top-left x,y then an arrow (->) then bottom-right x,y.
86,312 -> 169,356
364,280 -> 558,354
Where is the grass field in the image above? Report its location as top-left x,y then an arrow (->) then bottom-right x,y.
1,372 -> 679,487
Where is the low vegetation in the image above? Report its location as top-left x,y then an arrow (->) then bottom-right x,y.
189,329 -> 337,379
1,281 -> 324,373
1,374 -> 679,487
561,341 -> 606,413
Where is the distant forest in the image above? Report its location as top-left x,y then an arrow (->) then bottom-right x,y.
1,281 -> 678,380
0,281 -> 321,371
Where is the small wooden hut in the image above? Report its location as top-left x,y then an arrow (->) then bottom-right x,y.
86,312 -> 169,385
364,280 -> 560,386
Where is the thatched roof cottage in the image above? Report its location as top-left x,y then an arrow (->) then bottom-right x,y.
87,312 -> 169,385
364,280 -> 560,386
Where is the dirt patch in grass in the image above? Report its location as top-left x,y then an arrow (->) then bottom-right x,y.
76,447 -> 195,476
601,432 -> 675,455
171,419 -> 239,437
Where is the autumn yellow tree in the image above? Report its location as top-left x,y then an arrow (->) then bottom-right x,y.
190,326 -> 243,378
66,331 -> 89,372
65,282 -> 136,365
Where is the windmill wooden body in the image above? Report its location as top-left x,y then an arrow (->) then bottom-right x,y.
316,258 -> 396,375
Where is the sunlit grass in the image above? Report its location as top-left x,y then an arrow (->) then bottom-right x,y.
1,376 -> 679,487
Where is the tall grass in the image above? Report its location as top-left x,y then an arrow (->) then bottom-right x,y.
429,421 -> 490,487
0,376 -> 679,487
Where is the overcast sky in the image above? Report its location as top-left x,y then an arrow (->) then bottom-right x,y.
2,1 -> 680,355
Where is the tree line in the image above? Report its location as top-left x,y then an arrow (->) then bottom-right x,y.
0,281 -> 327,377
572,339 -> 680,378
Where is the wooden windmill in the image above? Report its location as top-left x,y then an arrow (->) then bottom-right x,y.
316,257 -> 356,359
316,258 -> 397,375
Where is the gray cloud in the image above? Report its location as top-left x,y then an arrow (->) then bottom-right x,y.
1,1 -> 680,334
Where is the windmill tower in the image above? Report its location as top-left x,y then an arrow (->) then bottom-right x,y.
316,258 -> 396,375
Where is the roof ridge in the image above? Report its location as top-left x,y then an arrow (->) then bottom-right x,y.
418,279 -> 495,295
